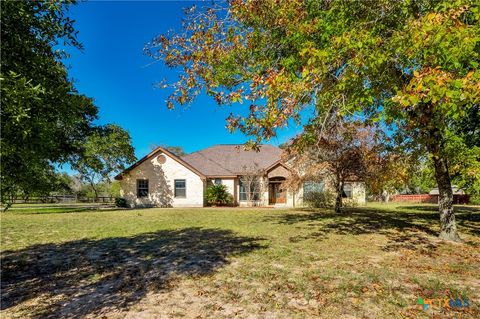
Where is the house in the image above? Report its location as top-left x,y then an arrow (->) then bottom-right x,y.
429,185 -> 469,204
115,144 -> 366,208
429,185 -> 465,195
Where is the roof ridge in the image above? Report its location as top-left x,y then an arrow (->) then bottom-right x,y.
212,143 -> 273,145
186,144 -> 278,154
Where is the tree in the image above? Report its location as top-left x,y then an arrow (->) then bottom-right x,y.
149,0 -> 480,241
406,158 -> 437,194
239,164 -> 263,207
451,104 -> 480,149
1,0 -> 98,206
445,105 -> 480,202
443,131 -> 480,202
68,174 -> 87,199
72,125 -> 136,200
52,172 -> 75,195
405,131 -> 480,200
364,152 -> 413,201
278,142 -> 290,150
287,121 -> 374,213
150,144 -> 187,157
108,180 -> 122,198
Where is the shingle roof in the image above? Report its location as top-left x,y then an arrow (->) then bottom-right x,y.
181,144 -> 283,176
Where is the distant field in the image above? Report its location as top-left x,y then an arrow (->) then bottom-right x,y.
1,204 -> 479,318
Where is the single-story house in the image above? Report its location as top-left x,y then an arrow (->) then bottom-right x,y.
115,144 -> 366,208
429,185 -> 465,195
429,185 -> 469,204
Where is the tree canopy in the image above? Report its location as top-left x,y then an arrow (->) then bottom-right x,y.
0,0 -> 98,203
72,125 -> 136,199
148,0 -> 478,142
150,144 -> 187,157
150,0 -> 480,241
287,120 -> 384,213
1,1 -> 136,208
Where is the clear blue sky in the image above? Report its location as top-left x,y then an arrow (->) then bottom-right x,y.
65,1 -> 307,159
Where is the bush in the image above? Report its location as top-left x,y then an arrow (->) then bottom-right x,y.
115,197 -> 127,208
303,190 -> 335,208
205,184 -> 233,206
469,194 -> 480,205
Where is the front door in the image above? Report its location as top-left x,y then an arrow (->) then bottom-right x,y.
269,182 -> 286,204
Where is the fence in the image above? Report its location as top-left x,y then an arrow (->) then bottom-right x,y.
10,195 -> 115,204
391,194 -> 437,203
391,194 -> 470,204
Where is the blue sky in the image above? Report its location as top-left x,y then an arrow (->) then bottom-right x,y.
65,1 -> 306,159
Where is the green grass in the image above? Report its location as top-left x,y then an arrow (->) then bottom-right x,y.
1,204 -> 479,318
2,202 -> 112,214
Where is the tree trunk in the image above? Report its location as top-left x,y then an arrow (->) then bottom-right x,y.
334,180 -> 343,213
432,153 -> 461,242
384,190 -> 390,203
425,132 -> 459,241
422,112 -> 461,242
91,182 -> 99,203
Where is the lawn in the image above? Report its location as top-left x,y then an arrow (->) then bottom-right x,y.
1,203 -> 479,318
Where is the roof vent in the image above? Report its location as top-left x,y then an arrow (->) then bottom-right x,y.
156,154 -> 166,164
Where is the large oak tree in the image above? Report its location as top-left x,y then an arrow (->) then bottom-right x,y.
149,0 -> 479,241
286,120 -> 376,213
1,1 -> 136,208
1,0 -> 97,204
71,125 -> 136,200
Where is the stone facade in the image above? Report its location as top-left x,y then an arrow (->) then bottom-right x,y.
119,150 -> 204,208
117,146 -> 366,208
295,179 -> 366,207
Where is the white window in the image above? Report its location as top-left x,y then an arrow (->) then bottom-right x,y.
303,181 -> 324,195
342,183 -> 353,198
239,178 -> 260,201
174,179 -> 186,198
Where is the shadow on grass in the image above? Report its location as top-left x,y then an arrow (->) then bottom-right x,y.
5,207 -> 103,214
398,206 -> 480,238
398,205 -> 480,214
3,204 -> 118,215
267,205 -> 479,250
1,228 -> 266,318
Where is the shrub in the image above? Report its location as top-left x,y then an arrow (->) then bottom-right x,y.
469,194 -> 480,205
342,198 -> 359,207
205,184 -> 233,206
115,197 -> 127,208
303,190 -> 335,208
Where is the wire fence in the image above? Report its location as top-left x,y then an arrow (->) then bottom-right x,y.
9,195 -> 115,204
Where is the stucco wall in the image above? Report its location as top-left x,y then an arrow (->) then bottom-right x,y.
221,178 -> 235,197
343,182 -> 366,206
119,151 -> 204,208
